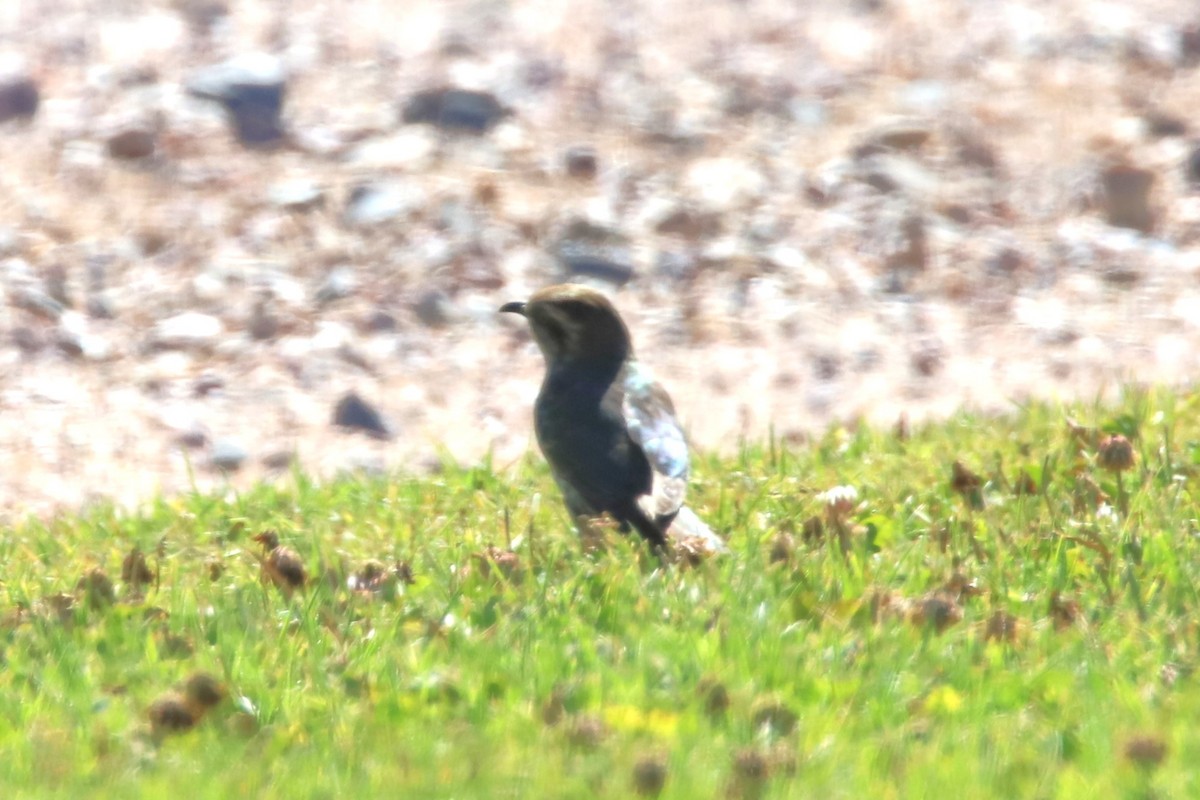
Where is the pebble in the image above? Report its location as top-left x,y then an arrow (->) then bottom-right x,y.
151,312 -> 224,351
332,392 -> 393,440
247,299 -> 279,341
552,218 -> 636,286
1100,163 -> 1157,233
0,66 -> 38,123
107,126 -> 157,160
268,179 -> 325,212
343,181 -> 423,226
314,266 -> 357,306
186,53 -> 287,147
400,87 -> 509,134
412,288 -> 454,328
209,438 -> 249,472
361,308 -> 397,333
856,119 -> 934,155
55,312 -> 113,361
260,449 -> 295,471
176,0 -> 230,35
11,326 -> 43,355
564,145 -> 598,180
12,287 -> 64,321
1185,142 -> 1200,185
344,130 -> 436,169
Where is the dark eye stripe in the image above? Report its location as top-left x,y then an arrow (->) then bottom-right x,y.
541,317 -> 567,347
556,299 -> 593,317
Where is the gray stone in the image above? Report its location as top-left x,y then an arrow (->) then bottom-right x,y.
12,287 -> 64,320
412,288 -> 453,328
187,53 -> 287,147
261,449 -> 296,471
314,266 -> 357,305
209,438 -> 249,471
343,181 -> 422,226
552,218 -> 636,286
400,87 -> 510,134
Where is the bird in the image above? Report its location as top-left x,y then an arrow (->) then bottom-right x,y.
252,530 -> 307,597
500,284 -> 725,554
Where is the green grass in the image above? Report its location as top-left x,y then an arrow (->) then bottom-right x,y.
3,389 -> 1200,798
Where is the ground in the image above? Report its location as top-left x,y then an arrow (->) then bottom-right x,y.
1,0 -> 1199,516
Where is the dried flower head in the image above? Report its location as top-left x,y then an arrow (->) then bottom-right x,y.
1123,734 -> 1168,769
632,754 -> 668,797
1098,434 -> 1135,473
817,485 -> 858,522
121,547 -> 155,589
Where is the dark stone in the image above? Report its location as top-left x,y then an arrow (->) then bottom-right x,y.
0,74 -> 38,122
813,353 -> 841,380
107,127 -> 156,160
187,53 -> 287,147
1186,142 -> 1200,185
247,299 -> 278,341
1101,163 -> 1156,232
361,308 -> 397,333
564,145 -> 598,180
333,392 -> 393,440
44,264 -> 70,307
55,329 -> 83,358
652,206 -> 723,239
552,219 -> 635,286
177,0 -> 230,34
911,341 -> 943,377
11,325 -> 42,355
558,251 -> 635,286
1143,111 -> 1188,138
175,426 -> 209,449
87,294 -> 115,320
400,88 -> 509,134
193,371 -> 225,396
1180,24 -> 1200,67
261,449 -> 295,471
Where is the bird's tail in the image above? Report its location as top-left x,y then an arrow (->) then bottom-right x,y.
666,506 -> 729,555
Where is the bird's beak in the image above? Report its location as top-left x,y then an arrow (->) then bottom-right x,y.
499,301 -> 527,316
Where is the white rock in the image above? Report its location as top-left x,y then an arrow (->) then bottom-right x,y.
152,312 -> 224,350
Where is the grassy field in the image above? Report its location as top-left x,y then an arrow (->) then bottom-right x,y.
2,389 -> 1199,798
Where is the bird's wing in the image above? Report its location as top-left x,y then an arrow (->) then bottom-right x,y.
621,361 -> 689,522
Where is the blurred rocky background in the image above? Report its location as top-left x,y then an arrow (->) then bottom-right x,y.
1,0 -> 1199,515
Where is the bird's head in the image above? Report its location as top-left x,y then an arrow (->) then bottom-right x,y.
253,530 -> 280,550
501,284 -> 632,367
